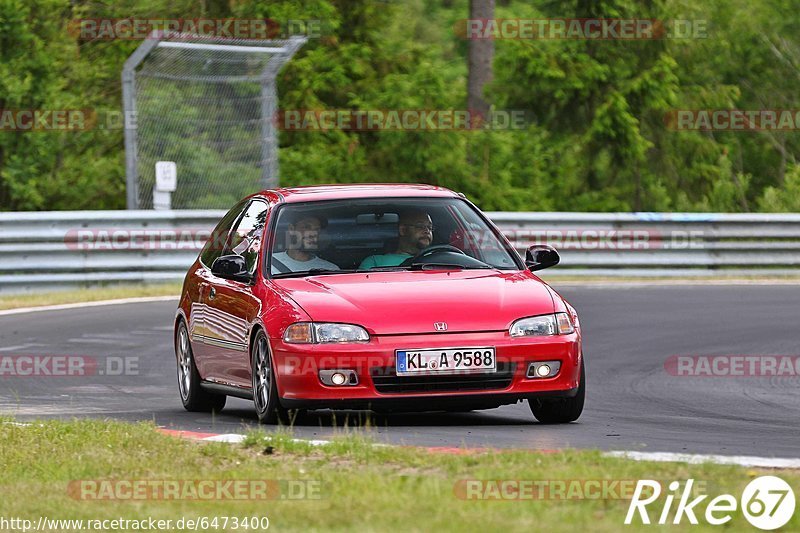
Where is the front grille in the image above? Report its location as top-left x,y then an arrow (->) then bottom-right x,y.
370,363 -> 516,394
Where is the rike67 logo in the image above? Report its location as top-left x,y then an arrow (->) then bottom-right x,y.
625,476 -> 796,530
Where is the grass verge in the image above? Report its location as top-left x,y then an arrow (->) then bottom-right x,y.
0,418 -> 797,531
0,284 -> 182,311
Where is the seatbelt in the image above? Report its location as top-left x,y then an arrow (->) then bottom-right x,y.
271,256 -> 291,274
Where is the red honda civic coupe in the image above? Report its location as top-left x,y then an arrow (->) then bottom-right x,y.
174,184 -> 584,424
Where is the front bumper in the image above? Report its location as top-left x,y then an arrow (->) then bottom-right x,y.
270,330 -> 582,409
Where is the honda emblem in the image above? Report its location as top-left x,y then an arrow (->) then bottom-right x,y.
434,322 -> 448,331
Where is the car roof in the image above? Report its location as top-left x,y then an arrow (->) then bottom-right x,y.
254,183 -> 462,204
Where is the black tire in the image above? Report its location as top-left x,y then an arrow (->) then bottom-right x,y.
175,319 -> 226,413
251,329 -> 289,424
529,360 -> 585,424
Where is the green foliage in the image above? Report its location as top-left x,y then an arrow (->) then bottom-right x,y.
1,0 -> 799,212
758,164 -> 800,212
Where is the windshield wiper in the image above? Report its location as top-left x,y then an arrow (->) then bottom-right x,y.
411,263 -> 492,270
357,263 -> 493,273
272,268 -> 358,279
357,266 -> 412,272
412,263 -> 464,270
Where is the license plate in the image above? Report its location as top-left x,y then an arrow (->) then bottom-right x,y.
395,347 -> 496,375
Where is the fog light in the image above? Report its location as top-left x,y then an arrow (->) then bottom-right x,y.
319,369 -> 359,386
526,361 -> 561,379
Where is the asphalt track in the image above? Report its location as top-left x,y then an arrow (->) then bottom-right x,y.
1,284 -> 799,458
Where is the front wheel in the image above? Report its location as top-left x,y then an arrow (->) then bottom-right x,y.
528,359 -> 585,424
175,319 -> 226,413
251,329 -> 289,424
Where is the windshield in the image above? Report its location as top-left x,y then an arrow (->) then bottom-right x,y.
266,197 -> 520,277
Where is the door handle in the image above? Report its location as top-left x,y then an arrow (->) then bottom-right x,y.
208,287 -> 216,300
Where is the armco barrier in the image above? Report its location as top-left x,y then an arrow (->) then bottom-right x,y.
0,210 -> 222,294
1,210 -> 799,294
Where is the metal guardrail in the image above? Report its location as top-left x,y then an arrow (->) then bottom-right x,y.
0,210 -> 222,294
2,210 -> 800,293
490,211 -> 800,277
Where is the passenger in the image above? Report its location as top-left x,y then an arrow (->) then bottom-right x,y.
271,214 -> 339,274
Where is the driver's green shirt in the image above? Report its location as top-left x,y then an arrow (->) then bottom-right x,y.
359,253 -> 411,269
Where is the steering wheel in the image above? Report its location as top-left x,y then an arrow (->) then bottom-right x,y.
399,244 -> 466,266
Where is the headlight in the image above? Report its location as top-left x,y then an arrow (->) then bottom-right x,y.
283,322 -> 370,344
510,312 -> 574,337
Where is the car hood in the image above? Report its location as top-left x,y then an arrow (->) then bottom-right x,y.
272,270 -> 556,335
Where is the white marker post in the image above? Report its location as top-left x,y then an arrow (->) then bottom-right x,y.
153,161 -> 177,210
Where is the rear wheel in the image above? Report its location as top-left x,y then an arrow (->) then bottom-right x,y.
175,320 -> 226,413
251,329 -> 289,424
529,360 -> 585,424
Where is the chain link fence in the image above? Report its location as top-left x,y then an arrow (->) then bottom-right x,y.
122,33 -> 305,209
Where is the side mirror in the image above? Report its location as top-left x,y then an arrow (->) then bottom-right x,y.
211,254 -> 252,283
525,245 -> 560,271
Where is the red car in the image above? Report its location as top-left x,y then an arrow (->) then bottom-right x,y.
174,184 -> 584,424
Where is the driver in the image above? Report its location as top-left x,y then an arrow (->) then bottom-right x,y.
359,209 -> 433,269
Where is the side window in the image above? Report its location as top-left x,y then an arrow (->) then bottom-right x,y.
199,200 -> 247,268
227,200 -> 269,274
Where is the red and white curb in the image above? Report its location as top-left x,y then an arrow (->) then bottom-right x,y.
155,428 -> 543,454
605,450 -> 800,469
157,428 -> 330,446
